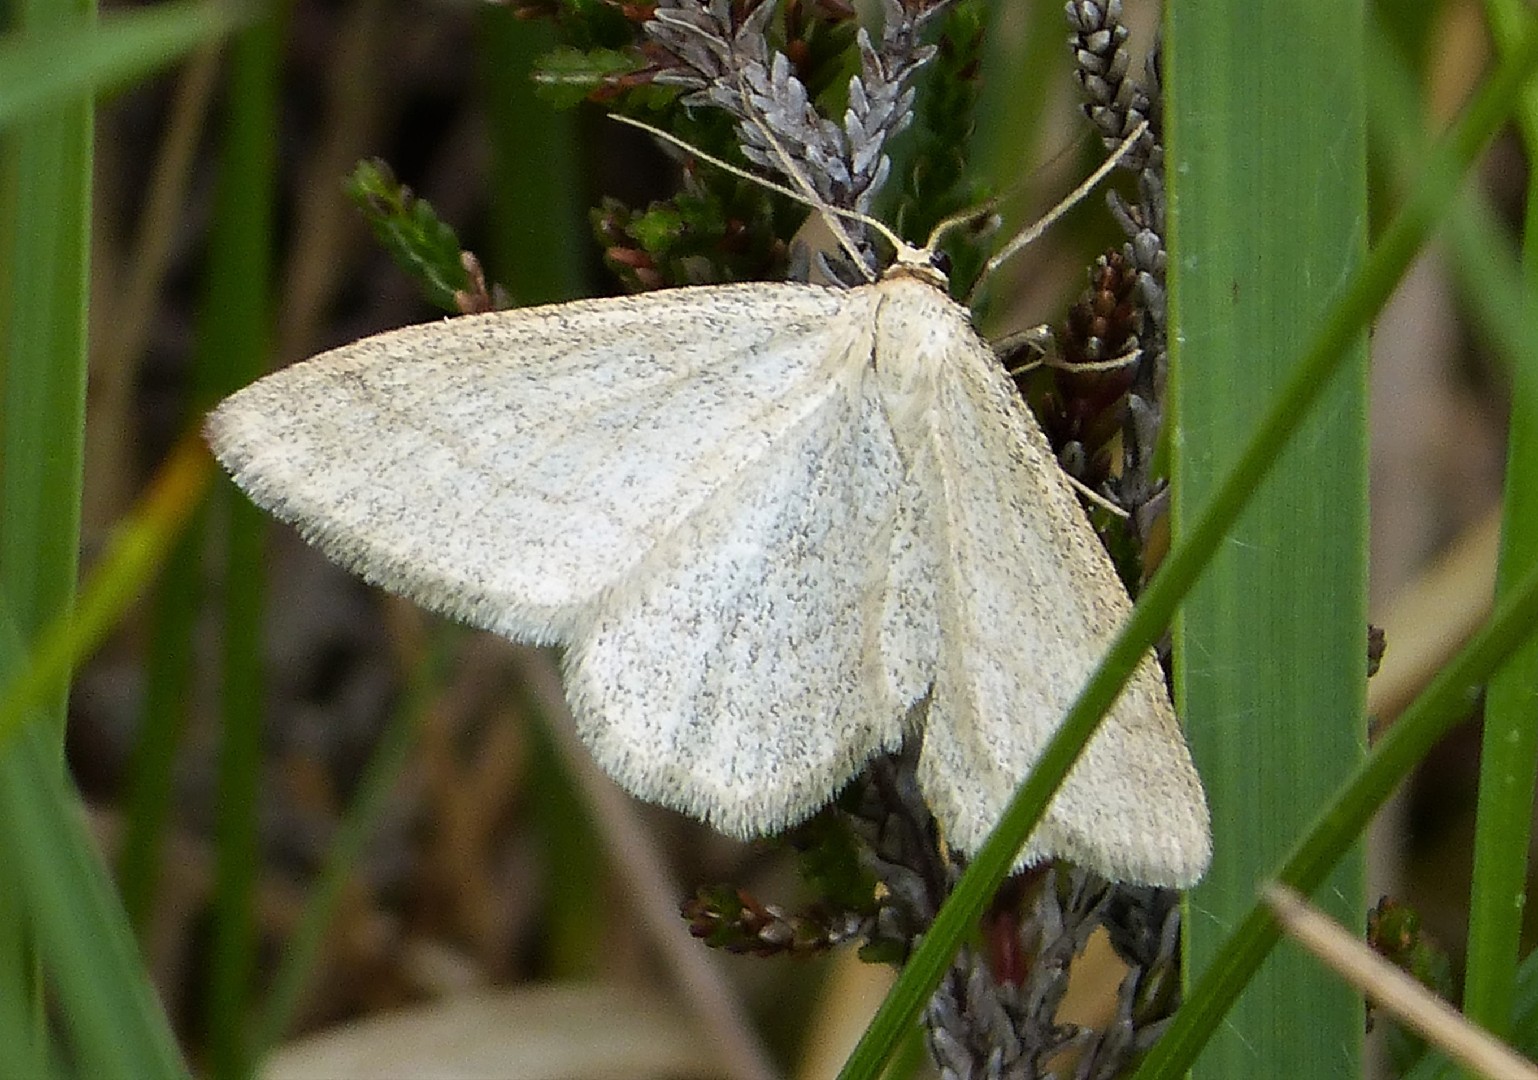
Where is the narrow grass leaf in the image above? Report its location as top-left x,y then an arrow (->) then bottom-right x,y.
197,9 -> 283,1075
0,0 -> 251,125
1463,0 -> 1538,1048
1133,26 -> 1538,1075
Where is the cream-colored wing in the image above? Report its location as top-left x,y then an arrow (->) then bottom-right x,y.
562,337 -> 922,838
206,283 -> 865,644
876,277 -> 1210,888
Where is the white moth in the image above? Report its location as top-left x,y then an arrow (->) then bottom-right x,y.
205,164 -> 1210,891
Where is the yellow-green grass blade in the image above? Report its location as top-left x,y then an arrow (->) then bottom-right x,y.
0,440 -> 211,752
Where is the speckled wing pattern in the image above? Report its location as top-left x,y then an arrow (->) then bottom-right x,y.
870,277 -> 1210,887
207,272 -> 1210,887
563,331 -> 918,839
208,284 -> 863,643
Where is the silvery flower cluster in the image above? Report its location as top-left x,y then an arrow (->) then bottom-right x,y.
1067,0 -> 1171,531
846,750 -> 1187,1080
644,0 -> 951,277
925,878 -> 1184,1080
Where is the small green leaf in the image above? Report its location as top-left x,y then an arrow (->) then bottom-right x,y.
792,813 -> 880,918
625,202 -> 691,253
345,160 -> 469,312
532,45 -> 639,108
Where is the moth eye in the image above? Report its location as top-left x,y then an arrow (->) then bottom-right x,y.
931,251 -> 953,277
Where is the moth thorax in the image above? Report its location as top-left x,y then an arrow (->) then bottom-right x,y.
871,299 -> 945,436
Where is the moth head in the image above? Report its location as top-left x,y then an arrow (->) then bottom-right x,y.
882,241 -> 952,290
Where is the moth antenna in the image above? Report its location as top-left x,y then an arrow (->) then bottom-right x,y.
920,197 -> 1001,257
923,131 -> 1102,259
608,115 -> 804,206
607,117 -> 914,281
969,120 -> 1150,302
1066,472 -> 1131,520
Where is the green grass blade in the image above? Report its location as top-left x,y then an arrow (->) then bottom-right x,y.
1,0 -> 93,735
196,9 -> 283,1076
0,612 -> 189,1078
1164,2 -> 1369,1074
1463,0 -> 1538,1051
835,21 -> 1538,1079
0,0 -> 250,125
1,0 -> 95,1062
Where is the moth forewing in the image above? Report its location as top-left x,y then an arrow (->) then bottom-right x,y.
207,284 -> 862,642
871,272 -> 1210,888
559,288 -> 918,839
